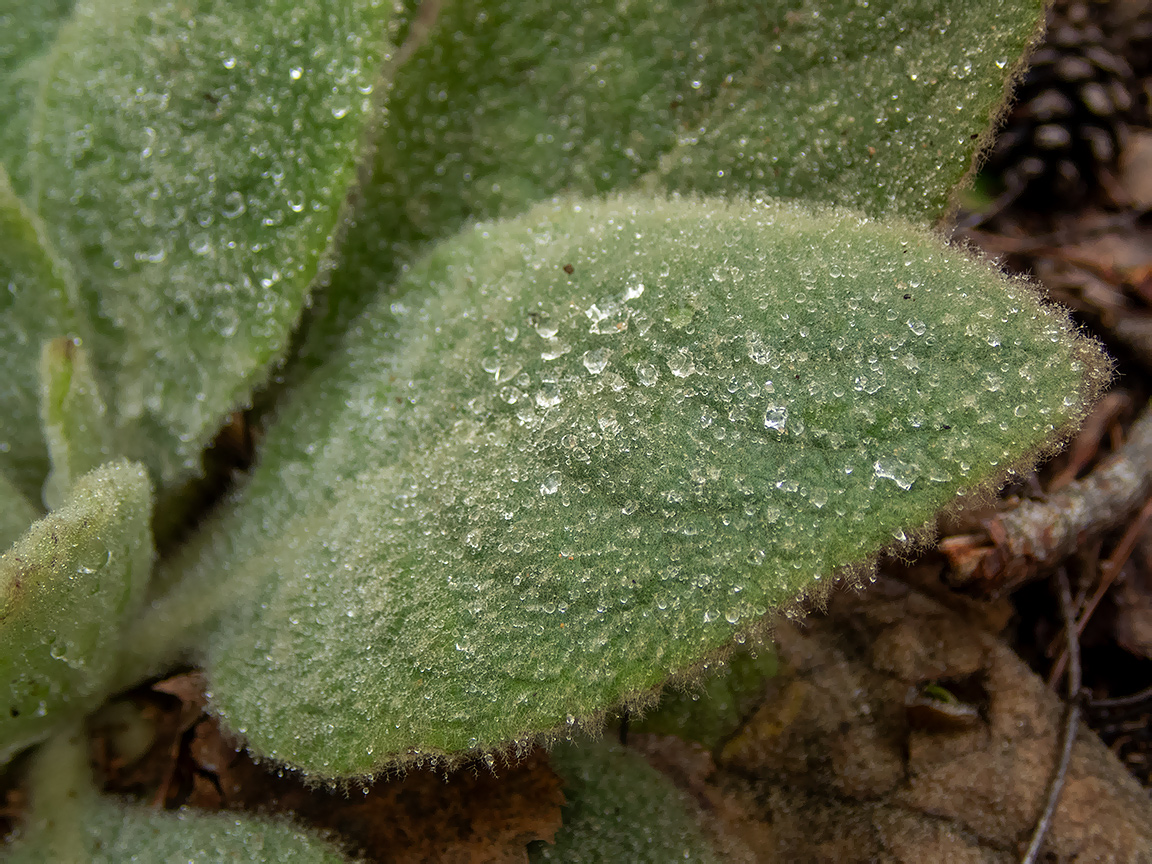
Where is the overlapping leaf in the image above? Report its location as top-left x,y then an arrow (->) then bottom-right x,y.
161,195 -> 1106,776
298,0 -> 1043,371
634,647 -> 777,750
655,0 -> 1045,216
0,471 -> 38,552
0,460 -> 152,764
32,0 -> 398,481
529,741 -> 721,862
39,337 -> 113,510
0,0 -> 75,193
0,165 -> 81,503
7,725 -> 353,863
7,798 -> 355,863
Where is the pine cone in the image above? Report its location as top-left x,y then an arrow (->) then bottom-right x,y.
985,0 -> 1136,204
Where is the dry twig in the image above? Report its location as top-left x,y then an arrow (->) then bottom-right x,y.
1022,568 -> 1081,864
943,404 -> 1152,592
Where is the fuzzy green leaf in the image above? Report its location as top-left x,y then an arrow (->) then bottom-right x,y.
0,471 -> 38,553
39,338 -> 113,511
654,0 -> 1044,217
7,799 -> 355,863
0,164 -> 81,503
528,741 -> 721,863
162,195 -> 1109,778
30,0 -> 397,482
8,724 -> 353,864
0,0 -> 76,194
297,0 -> 1042,370
0,460 -> 152,765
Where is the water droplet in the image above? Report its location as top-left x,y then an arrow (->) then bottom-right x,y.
763,406 -> 788,431
534,320 -> 559,339
535,386 -> 562,408
873,457 -> 920,491
667,352 -> 696,378
748,335 -> 772,365
582,348 -> 610,375
221,191 -> 245,219
907,319 -> 926,336
289,67 -> 303,80
540,339 -> 571,361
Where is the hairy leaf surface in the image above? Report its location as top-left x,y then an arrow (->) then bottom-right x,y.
0,0 -> 75,193
6,798 -> 354,864
32,0 -> 397,481
0,460 -> 152,765
0,164 -> 81,503
298,0 -> 1043,369
182,196 -> 1105,776
528,741 -> 720,862
655,0 -> 1044,216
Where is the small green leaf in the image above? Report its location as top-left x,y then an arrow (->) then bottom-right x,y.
173,195 -> 1104,777
529,741 -> 721,863
0,0 -> 76,194
8,724 -> 353,864
39,337 -> 113,510
0,460 -> 152,765
32,0 -> 398,482
633,647 -> 777,750
0,470 -> 38,553
0,163 -> 81,503
296,0 -> 1042,370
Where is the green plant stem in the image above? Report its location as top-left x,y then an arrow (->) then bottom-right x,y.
22,721 -> 95,863
112,569 -> 237,693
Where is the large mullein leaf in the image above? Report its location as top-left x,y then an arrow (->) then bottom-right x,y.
159,195 -> 1106,778
529,741 -> 721,863
0,164 -> 81,503
31,0 -> 399,482
296,0 -> 1043,371
0,460 -> 152,765
0,0 -> 76,194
